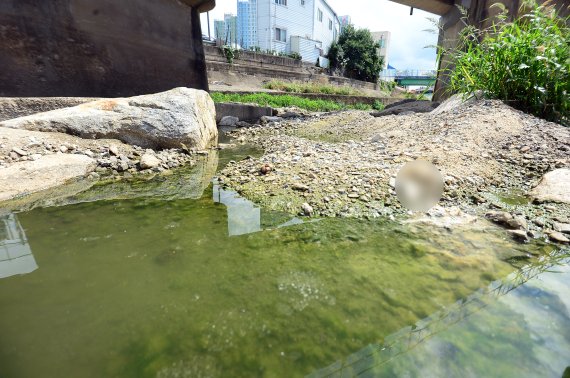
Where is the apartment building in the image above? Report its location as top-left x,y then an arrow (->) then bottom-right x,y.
237,0 -> 341,63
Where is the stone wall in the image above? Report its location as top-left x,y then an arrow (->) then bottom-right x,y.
204,45 -> 302,68
204,45 -> 381,92
0,0 -> 210,97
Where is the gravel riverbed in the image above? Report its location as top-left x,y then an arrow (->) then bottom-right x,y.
218,100 -> 570,243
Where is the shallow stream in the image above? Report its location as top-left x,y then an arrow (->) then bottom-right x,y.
0,142 -> 569,377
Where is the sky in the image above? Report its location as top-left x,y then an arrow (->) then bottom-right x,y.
200,0 -> 439,71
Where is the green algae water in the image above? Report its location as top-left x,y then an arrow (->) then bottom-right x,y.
0,147 -> 569,378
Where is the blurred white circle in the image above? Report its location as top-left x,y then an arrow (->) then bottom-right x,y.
395,160 -> 443,212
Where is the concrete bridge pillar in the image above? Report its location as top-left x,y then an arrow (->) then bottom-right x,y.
0,0 -> 215,97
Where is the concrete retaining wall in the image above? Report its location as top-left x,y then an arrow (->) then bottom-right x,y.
215,103 -> 273,122
207,61 -> 379,91
204,45 -> 302,68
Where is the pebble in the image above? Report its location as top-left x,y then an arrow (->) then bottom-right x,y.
553,222 -> 570,234
301,203 -> 313,216
11,147 -> 28,156
292,183 -> 310,192
109,145 -> 120,156
139,153 -> 161,169
508,229 -> 529,242
549,231 -> 569,243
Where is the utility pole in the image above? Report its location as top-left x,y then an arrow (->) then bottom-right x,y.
207,11 -> 211,39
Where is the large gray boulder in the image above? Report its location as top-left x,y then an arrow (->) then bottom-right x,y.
0,88 -> 217,150
530,168 -> 570,204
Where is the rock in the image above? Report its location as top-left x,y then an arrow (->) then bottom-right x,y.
301,203 -> 313,216
530,169 -> 570,204
291,183 -> 310,192
528,230 -> 542,239
508,229 -> 529,242
0,154 -> 96,202
11,147 -> 27,156
139,153 -> 161,169
236,121 -> 251,128
486,211 -> 513,225
549,231 -> 569,243
371,100 -> 440,116
59,145 -> 68,153
553,222 -> 570,234
260,116 -> 283,124
280,111 -> 301,119
506,216 -> 528,230
430,93 -> 478,115
219,116 -> 239,127
260,164 -> 272,175
109,145 -> 120,156
0,87 -> 218,150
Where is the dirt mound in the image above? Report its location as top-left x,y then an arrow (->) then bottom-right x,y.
218,100 -> 570,220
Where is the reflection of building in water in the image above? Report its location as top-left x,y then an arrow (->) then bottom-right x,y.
213,185 -> 261,236
213,184 -> 306,237
0,213 -> 37,279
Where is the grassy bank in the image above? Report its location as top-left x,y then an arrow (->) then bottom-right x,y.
211,92 -> 384,112
262,80 -> 363,96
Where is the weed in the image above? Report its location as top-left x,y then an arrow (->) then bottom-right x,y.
210,92 -> 380,112
446,0 -> 569,126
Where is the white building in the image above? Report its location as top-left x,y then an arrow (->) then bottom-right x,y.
371,31 -> 391,70
238,0 -> 341,64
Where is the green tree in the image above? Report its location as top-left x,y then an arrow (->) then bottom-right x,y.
327,25 -> 384,83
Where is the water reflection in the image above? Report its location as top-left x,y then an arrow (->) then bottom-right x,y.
213,184 -> 261,236
309,249 -> 570,377
0,213 -> 37,279
212,184 -> 307,236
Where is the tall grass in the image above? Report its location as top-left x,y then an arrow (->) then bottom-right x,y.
447,0 -> 569,126
262,80 -> 363,96
210,92 -> 385,112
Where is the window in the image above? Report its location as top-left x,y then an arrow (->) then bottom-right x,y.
275,0 -> 287,5
275,28 -> 286,42
329,19 -> 333,30
300,0 -> 305,5
318,8 -> 323,22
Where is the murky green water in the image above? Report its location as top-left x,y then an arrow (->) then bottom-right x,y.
0,146 -> 569,378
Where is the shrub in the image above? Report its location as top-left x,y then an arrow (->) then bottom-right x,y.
288,52 -> 302,60
221,45 -> 240,64
327,25 -> 385,83
447,1 -> 569,126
